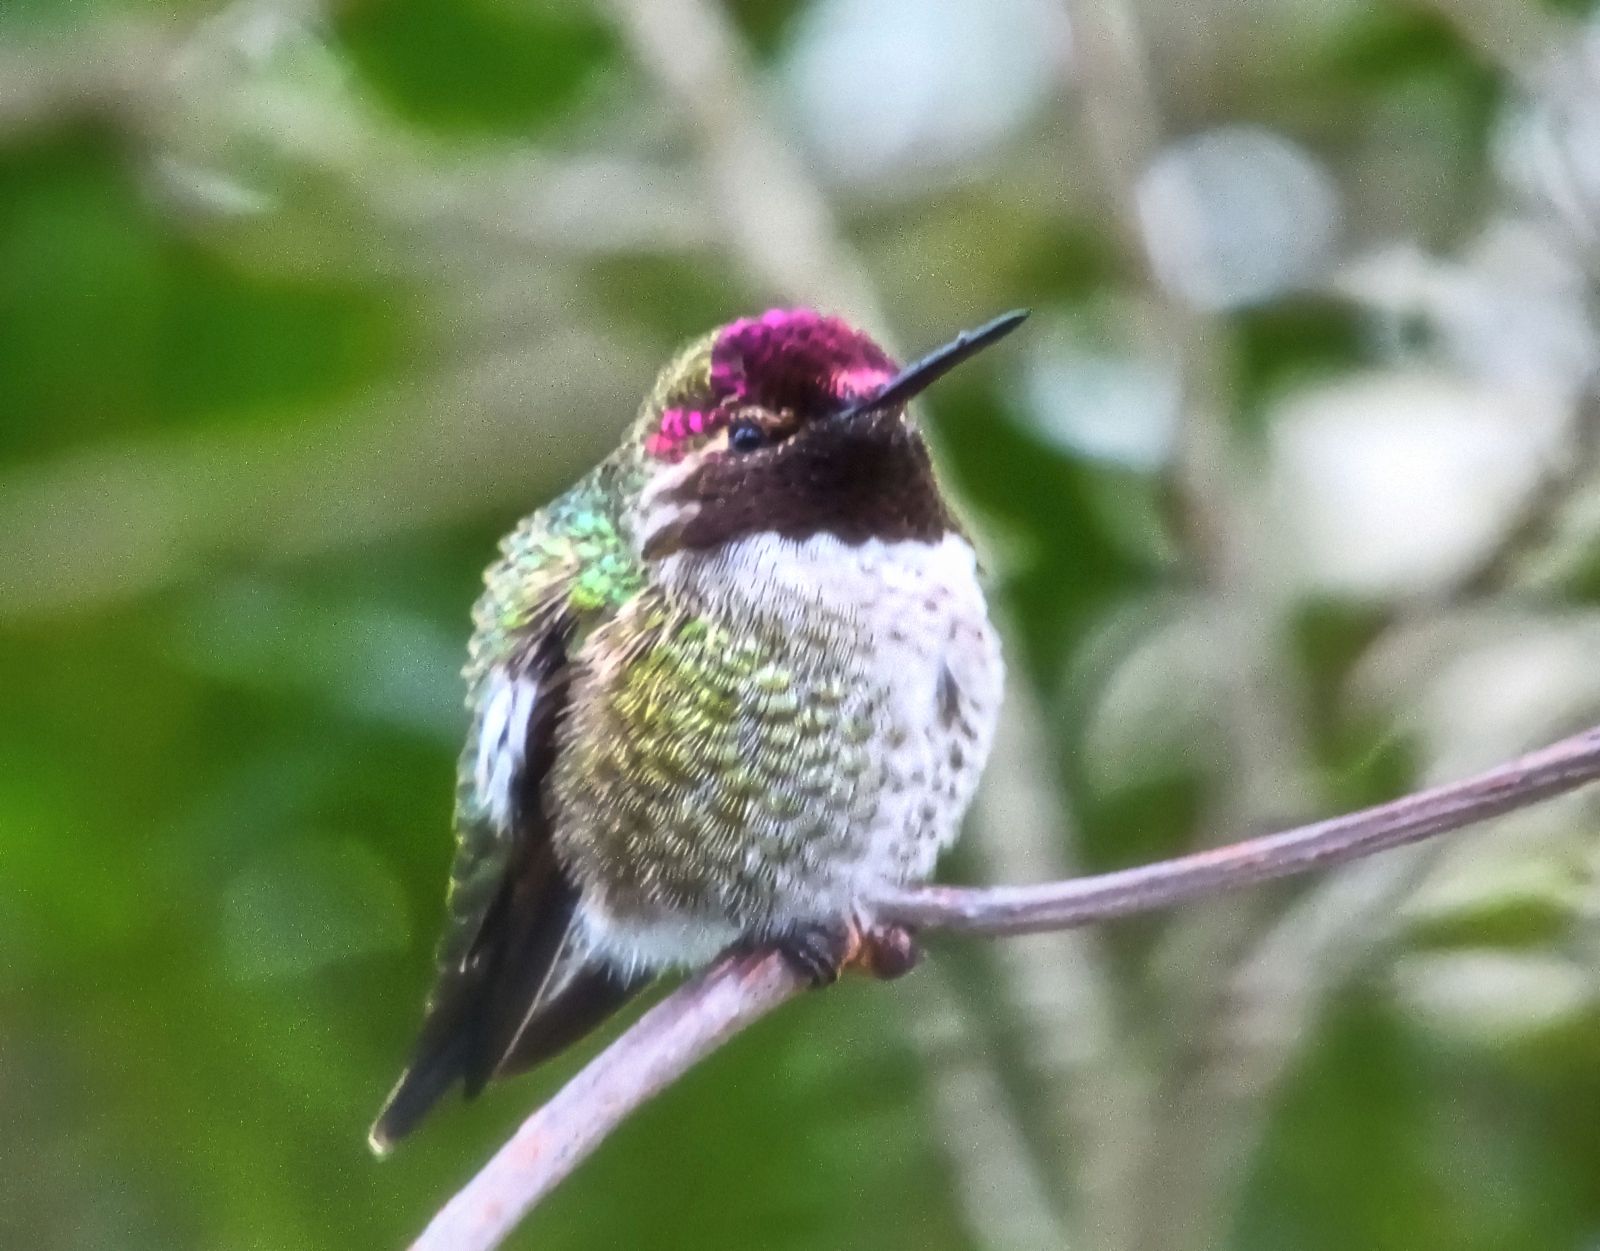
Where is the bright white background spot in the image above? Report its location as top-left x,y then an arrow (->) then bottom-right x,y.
1268,370 -> 1563,597
1019,337 -> 1182,470
1394,949 -> 1594,1049
1137,126 -> 1341,310
780,0 -> 1067,187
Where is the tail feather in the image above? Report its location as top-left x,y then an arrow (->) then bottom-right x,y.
368,1026 -> 471,1156
495,963 -> 648,1079
368,852 -> 658,1153
463,877 -> 581,1097
369,853 -> 579,1152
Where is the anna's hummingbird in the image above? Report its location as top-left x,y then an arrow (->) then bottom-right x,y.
370,308 -> 1025,1152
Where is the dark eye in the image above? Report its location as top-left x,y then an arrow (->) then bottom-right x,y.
727,419 -> 766,453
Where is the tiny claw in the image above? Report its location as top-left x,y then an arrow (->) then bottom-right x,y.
746,917 -> 925,988
758,919 -> 924,987
772,922 -> 855,987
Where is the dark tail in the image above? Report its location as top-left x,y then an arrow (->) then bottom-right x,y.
368,1025 -> 472,1155
368,863 -> 646,1155
493,962 -> 648,1078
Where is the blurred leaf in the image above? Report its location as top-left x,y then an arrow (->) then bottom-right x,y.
335,0 -> 615,136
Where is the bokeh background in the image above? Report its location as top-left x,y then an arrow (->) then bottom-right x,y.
5,0 -> 1600,1247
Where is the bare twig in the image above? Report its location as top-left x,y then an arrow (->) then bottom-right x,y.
411,951 -> 803,1251
408,721 -> 1600,1251
869,724 -> 1600,932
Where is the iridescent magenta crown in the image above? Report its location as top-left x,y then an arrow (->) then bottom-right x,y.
647,309 -> 897,459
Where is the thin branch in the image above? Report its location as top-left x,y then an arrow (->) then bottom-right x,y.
408,721 -> 1600,1251
873,724 -> 1600,933
411,951 -> 803,1251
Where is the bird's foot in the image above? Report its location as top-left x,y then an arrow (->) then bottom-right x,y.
766,919 -> 922,987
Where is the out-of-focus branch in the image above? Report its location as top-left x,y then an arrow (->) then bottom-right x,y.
1067,0 -> 1314,821
407,722 -> 1600,1251
898,971 -> 1072,1251
1452,383 -> 1600,598
1135,840 -> 1446,1244
600,0 -> 885,328
941,682 -> 1131,1249
154,3 -> 716,258
0,333 -> 638,621
0,19 -> 176,137
1063,7 -> 1319,1244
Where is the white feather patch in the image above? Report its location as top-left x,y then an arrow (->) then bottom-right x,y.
473,669 -> 540,829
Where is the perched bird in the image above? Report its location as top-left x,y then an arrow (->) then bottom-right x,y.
369,308 -> 1025,1152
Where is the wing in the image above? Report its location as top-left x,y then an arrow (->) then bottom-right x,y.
369,476 -> 646,1153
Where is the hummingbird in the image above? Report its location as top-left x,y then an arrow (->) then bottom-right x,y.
369,307 -> 1025,1152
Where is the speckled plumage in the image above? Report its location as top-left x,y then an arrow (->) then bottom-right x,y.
372,310 -> 1017,1150
562,528 -> 999,972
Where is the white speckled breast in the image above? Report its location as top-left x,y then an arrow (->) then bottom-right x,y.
651,531 -> 1003,922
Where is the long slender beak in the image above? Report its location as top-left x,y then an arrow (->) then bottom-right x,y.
836,309 -> 1029,421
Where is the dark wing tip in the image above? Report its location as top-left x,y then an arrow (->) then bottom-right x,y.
367,1024 -> 474,1156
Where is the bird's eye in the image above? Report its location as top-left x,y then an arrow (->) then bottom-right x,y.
727,419 -> 766,453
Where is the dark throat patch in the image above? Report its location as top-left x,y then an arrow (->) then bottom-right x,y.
650,412 -> 958,555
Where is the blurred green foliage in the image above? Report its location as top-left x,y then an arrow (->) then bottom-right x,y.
3,1 -> 1600,1249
